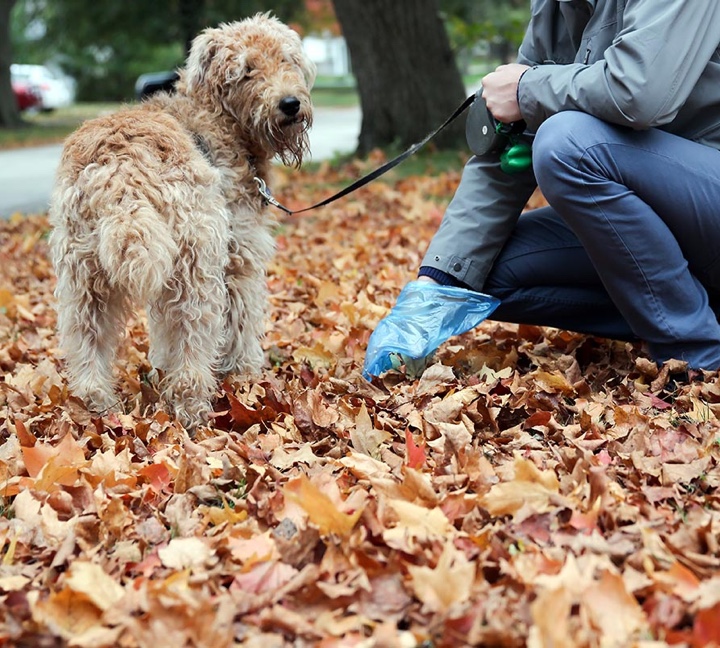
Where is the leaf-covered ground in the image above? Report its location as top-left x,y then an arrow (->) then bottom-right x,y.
1,156 -> 719,647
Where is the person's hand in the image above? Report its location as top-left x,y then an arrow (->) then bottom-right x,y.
481,64 -> 530,123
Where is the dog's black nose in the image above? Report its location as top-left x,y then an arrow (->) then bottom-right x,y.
279,96 -> 301,116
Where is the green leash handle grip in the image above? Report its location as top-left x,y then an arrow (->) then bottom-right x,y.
500,141 -> 533,173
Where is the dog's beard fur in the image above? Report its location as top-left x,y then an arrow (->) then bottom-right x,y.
270,116 -> 312,167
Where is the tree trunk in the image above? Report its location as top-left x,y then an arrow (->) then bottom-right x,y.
0,0 -> 22,129
178,0 -> 205,57
332,0 -> 467,156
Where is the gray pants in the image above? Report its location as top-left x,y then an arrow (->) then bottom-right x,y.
484,112 -> 720,369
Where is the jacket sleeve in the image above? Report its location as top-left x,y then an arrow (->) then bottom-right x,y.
518,0 -> 720,131
421,155 -> 537,291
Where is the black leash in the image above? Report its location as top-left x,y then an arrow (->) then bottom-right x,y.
255,92 -> 478,216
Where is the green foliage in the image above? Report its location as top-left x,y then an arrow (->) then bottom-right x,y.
0,497 -> 14,520
439,0 -> 530,70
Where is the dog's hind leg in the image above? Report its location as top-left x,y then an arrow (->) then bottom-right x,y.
54,250 -> 126,413
150,237 -> 229,429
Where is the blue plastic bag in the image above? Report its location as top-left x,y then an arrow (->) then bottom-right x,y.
362,280 -> 500,378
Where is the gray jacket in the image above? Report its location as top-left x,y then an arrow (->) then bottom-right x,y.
422,0 -> 720,291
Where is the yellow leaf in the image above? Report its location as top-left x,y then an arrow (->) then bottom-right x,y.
533,370 -> 575,395
479,457 -> 561,519
0,289 -> 16,318
383,500 -> 453,552
203,500 -> 248,527
65,561 -> 125,612
29,588 -> 103,640
292,342 -> 335,368
284,474 -> 363,537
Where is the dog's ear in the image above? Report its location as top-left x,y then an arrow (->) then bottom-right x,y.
298,56 -> 317,88
185,30 -> 219,94
286,47 -> 316,88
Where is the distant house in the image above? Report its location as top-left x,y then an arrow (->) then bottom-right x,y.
302,34 -> 351,78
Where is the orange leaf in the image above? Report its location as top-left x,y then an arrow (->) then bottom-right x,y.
694,603 -> 720,647
29,587 -> 102,639
14,418 -> 36,447
21,443 -> 55,478
653,561 -> 701,602
21,434 -> 87,490
405,430 -> 426,469
138,462 -> 173,494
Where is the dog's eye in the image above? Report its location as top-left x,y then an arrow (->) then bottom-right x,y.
245,65 -> 261,79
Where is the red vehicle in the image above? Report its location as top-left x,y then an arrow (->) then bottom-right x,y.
12,80 -> 42,112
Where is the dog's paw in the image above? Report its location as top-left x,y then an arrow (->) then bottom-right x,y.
172,398 -> 212,432
79,388 -> 121,416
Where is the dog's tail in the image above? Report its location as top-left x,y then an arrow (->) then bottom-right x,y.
98,201 -> 179,302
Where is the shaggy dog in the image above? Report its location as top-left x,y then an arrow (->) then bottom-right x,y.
49,14 -> 315,427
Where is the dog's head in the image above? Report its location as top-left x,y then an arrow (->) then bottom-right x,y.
181,14 -> 315,167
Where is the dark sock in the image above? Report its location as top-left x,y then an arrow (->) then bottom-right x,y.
418,266 -> 472,289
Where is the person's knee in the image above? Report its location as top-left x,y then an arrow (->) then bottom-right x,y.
532,111 -> 604,200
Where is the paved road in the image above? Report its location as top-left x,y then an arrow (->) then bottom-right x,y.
0,105 -> 361,218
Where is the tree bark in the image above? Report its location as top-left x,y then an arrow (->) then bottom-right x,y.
178,0 -> 205,57
332,0 -> 467,156
0,0 -> 22,129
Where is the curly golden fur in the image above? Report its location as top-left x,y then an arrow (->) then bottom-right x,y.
49,14 -> 315,428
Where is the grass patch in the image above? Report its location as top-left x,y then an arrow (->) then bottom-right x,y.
0,103 -> 122,150
294,147 -> 470,205
378,147 -> 470,179
311,86 -> 359,108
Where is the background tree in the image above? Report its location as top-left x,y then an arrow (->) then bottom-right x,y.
332,0 -> 467,155
0,0 -> 21,128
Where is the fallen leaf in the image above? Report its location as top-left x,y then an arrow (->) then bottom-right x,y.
407,541 -> 475,613
158,537 -> 215,570
284,474 -> 363,537
64,561 -> 125,612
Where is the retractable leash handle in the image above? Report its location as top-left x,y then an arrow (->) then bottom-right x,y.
465,91 -> 532,173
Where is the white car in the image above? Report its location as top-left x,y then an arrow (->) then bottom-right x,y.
10,64 -> 75,112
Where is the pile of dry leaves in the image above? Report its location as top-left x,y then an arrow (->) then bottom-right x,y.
0,155 -> 719,647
